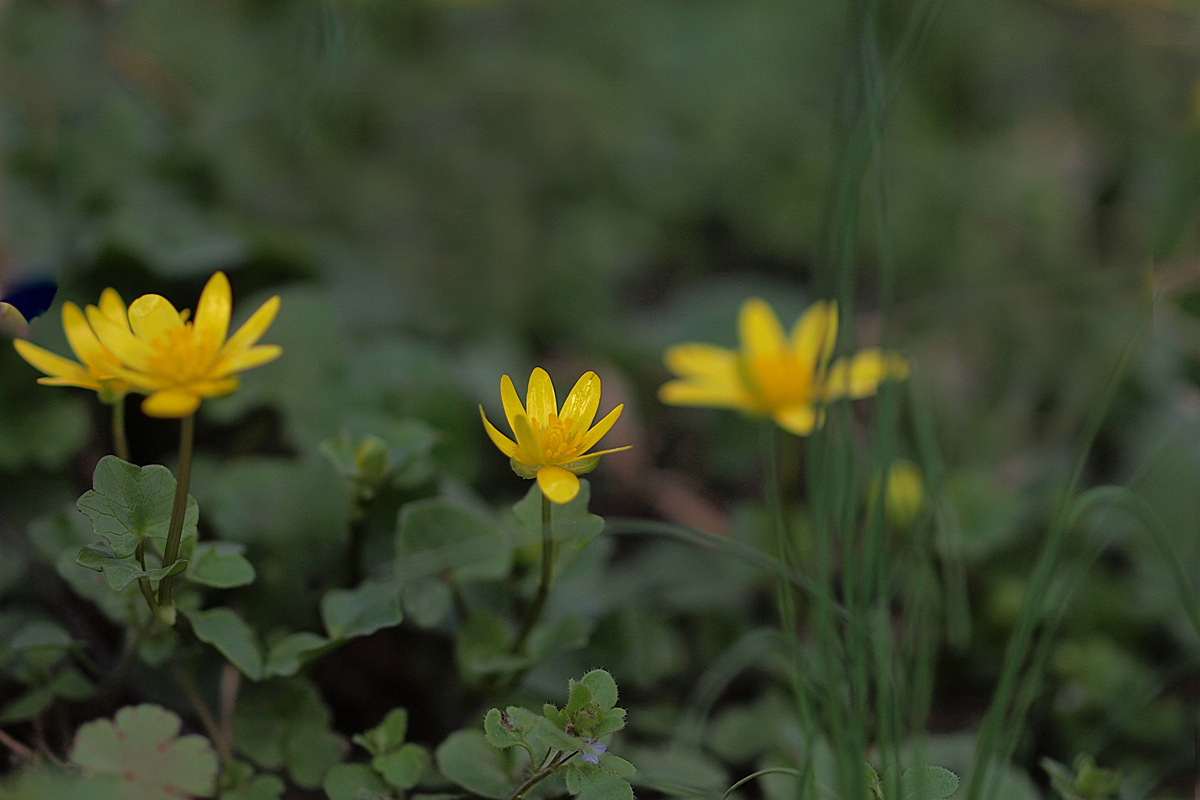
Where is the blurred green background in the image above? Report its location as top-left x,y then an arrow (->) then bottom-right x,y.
2,0 -> 1200,796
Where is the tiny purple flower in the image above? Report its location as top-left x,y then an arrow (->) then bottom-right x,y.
580,738 -> 607,765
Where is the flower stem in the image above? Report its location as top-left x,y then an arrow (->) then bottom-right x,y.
111,396 -> 130,462
512,493 -> 555,654
156,414 -> 195,622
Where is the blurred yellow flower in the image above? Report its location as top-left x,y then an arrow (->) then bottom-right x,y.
84,272 -> 282,418
884,459 -> 924,529
14,289 -> 134,403
480,368 -> 631,504
659,297 -> 909,435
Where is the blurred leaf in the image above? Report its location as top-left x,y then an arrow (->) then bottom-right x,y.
508,481 -> 603,548
435,730 -> 515,800
187,542 -> 256,589
323,763 -> 392,800
526,614 -> 593,662
565,763 -> 634,800
401,577 -> 453,628
184,607 -> 263,681
233,677 -> 344,789
456,608 -> 526,680
0,395 -> 89,472
374,743 -> 430,791
354,708 -> 409,757
220,774 -> 285,800
396,499 -> 511,582
77,456 -> 198,559
0,668 -> 94,723
321,579 -> 403,639
902,766 -> 959,800
263,632 -> 334,679
70,704 -> 218,800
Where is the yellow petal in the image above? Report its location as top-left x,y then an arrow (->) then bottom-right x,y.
824,349 -> 906,400
738,298 -> 786,360
62,303 -> 113,374
141,389 -> 203,418
98,288 -> 130,331
13,340 -> 97,388
577,403 -> 623,454
512,412 -> 543,465
195,271 -> 232,347
500,374 -> 525,434
559,371 -> 600,437
224,295 -> 281,353
480,406 -> 518,458
189,377 -> 240,398
773,404 -> 821,436
87,305 -> 155,372
791,301 -> 838,369
127,294 -> 183,341
665,343 -> 740,378
580,444 -> 632,458
658,379 -> 752,409
211,344 -> 282,378
525,367 -> 557,425
537,465 -> 580,504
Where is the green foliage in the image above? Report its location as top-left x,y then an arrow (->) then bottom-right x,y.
232,677 -> 345,789
1043,756 -> 1122,800
352,708 -> 431,791
76,456 -> 198,559
70,704 -> 218,800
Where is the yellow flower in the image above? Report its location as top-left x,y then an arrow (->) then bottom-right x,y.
659,297 -> 909,435
884,459 -> 924,529
83,272 -> 282,418
480,368 -> 631,504
14,289 -> 134,403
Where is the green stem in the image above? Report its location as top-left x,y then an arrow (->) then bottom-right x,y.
512,493 -> 555,654
156,414 -> 195,622
111,396 -> 130,462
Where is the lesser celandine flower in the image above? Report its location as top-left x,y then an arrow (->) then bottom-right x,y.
480,368 -> 630,504
14,289 -> 133,403
83,272 -> 282,418
659,297 -> 909,435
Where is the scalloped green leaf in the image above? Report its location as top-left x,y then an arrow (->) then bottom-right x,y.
77,456 -> 198,559
70,704 -> 218,800
374,742 -> 429,790
579,670 -> 618,711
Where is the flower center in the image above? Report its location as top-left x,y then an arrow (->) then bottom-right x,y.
144,324 -> 222,383
530,412 -> 584,464
744,352 -> 813,410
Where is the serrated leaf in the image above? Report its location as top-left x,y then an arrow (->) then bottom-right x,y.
579,670 -> 618,711
902,766 -> 960,800
76,542 -> 187,591
590,708 -> 626,739
323,763 -> 391,800
321,579 -> 403,639
187,542 -> 256,588
435,730 -> 515,799
374,742 -> 429,790
71,704 -> 218,800
77,456 -> 198,559
396,499 -> 511,582
185,607 -> 263,681
263,633 -> 334,678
